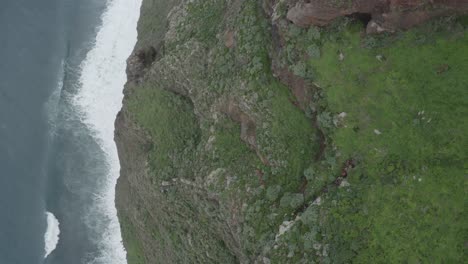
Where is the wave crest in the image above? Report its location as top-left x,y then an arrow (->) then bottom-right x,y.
44,211 -> 60,258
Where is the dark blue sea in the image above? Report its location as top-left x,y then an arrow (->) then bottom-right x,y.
0,0 -> 141,263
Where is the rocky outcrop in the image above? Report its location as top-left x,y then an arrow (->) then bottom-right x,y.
286,0 -> 468,33
126,45 -> 160,84
220,99 -> 257,148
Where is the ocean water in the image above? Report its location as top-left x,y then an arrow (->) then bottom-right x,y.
0,0 -> 141,263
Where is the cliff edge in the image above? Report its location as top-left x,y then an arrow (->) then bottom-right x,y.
115,1 -> 467,263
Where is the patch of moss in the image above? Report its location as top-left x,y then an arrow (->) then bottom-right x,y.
128,82 -> 200,181
256,81 -> 316,190
185,0 -> 226,44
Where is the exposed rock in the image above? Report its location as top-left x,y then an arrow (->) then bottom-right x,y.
338,52 -> 345,61
312,196 -> 322,206
286,0 -> 468,33
339,179 -> 351,188
220,99 -> 257,148
126,52 -> 145,83
275,215 -> 301,241
270,21 -> 317,112
275,220 -> 294,240
126,46 -> 158,83
224,30 -> 236,48
376,54 -> 386,61
286,0 -> 367,27
262,257 -> 271,264
136,46 -> 157,67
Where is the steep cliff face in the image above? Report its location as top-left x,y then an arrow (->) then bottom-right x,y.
115,1 -> 467,263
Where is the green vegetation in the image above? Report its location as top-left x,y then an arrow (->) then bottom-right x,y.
256,81 -> 316,190
120,216 -> 146,264
125,1 -> 320,261
137,0 -> 181,48
120,0 -> 467,262
184,0 -> 226,44
307,19 -> 467,263
128,83 -> 200,181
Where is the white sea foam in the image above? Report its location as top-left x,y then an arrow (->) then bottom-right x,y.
44,211 -> 60,258
43,61 -> 64,260
72,0 -> 142,263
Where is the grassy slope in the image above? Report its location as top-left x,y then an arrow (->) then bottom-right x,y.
120,216 -> 146,264
308,21 -> 467,262
118,0 -> 182,262
122,0 -> 467,262
125,1 -> 317,262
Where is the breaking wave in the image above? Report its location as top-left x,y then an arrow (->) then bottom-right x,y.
72,0 -> 142,263
44,211 -> 60,258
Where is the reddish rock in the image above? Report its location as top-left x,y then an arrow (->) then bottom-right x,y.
220,99 -> 272,166
286,0 -> 468,33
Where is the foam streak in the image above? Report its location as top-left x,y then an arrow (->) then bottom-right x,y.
72,0 -> 142,263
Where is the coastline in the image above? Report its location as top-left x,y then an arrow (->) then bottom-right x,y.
115,1 -> 468,263
72,0 -> 143,262
44,0 -> 142,263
